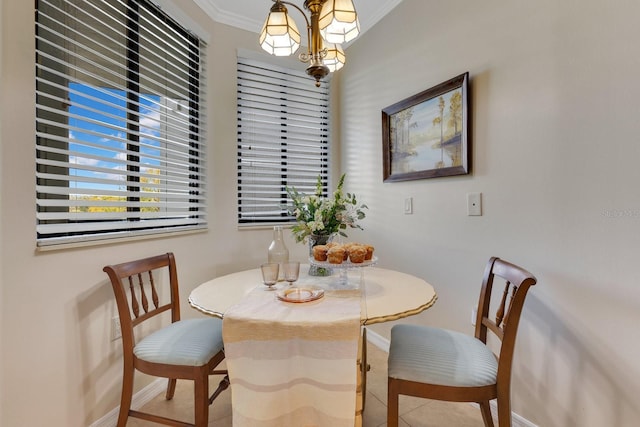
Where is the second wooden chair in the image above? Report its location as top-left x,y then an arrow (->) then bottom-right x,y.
387,257 -> 537,427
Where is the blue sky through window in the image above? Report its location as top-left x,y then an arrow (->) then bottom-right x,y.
68,83 -> 162,192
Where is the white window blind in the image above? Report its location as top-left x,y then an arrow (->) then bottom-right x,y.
35,0 -> 207,247
237,56 -> 330,224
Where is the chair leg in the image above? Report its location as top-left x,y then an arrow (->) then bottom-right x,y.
166,378 -> 177,400
117,362 -> 135,427
194,374 -> 209,427
496,397 -> 512,427
387,378 -> 399,427
479,401 -> 495,427
361,327 -> 368,412
209,375 -> 230,404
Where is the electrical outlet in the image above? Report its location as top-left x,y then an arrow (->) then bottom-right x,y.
111,316 -> 122,341
467,192 -> 482,216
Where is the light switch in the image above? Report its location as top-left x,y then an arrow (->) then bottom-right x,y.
467,192 -> 482,216
404,197 -> 413,214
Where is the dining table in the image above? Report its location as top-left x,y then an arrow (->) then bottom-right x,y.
188,263 -> 437,427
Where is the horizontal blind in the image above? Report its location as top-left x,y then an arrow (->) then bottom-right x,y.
36,0 -> 207,246
237,56 -> 330,224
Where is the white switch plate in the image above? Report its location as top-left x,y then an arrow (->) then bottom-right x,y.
404,197 -> 413,214
467,192 -> 482,216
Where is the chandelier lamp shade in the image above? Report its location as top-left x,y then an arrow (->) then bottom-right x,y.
259,0 -> 359,86
323,43 -> 346,72
259,1 -> 301,57
319,0 -> 360,44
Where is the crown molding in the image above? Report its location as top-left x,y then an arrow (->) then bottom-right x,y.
191,0 -> 404,36
192,0 -> 263,34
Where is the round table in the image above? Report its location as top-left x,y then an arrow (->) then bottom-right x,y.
188,265 -> 437,325
188,265 -> 436,426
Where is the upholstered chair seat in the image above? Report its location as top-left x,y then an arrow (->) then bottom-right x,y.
134,318 -> 224,366
389,324 -> 498,388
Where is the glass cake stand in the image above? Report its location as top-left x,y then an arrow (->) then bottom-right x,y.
308,256 -> 378,287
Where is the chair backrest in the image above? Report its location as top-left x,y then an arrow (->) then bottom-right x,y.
103,253 -> 181,351
474,257 -> 537,380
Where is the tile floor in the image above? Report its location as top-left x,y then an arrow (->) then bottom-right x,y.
127,341 -> 485,426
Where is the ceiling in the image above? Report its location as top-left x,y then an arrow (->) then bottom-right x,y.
191,0 -> 403,37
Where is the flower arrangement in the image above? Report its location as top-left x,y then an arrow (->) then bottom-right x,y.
287,173 -> 367,243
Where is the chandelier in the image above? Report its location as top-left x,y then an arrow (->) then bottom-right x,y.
259,0 -> 359,87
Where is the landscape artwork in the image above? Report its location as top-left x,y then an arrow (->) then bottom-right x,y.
382,73 -> 469,182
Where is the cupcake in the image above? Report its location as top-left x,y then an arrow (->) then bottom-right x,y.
312,245 -> 328,261
348,245 -> 367,263
343,243 -> 356,258
340,244 -> 349,260
364,245 -> 374,260
327,246 -> 345,264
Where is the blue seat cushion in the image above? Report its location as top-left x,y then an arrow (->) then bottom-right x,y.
134,318 -> 224,366
388,324 -> 498,387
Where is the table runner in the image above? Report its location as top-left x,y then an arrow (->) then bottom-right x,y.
222,283 -> 361,427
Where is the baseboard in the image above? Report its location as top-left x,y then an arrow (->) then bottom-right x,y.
365,328 -> 537,427
364,327 -> 390,352
89,378 -> 167,427
486,401 -> 538,427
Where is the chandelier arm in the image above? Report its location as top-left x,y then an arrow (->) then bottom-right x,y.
274,0 -> 313,58
273,0 -> 310,28
267,0 -> 331,86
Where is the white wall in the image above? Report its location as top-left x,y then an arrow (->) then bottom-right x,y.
0,1 -> 309,425
339,0 -> 640,426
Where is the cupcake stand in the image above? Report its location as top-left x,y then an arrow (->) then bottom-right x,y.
308,256 -> 378,288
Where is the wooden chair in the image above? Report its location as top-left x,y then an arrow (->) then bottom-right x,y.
104,252 -> 229,427
387,257 -> 537,427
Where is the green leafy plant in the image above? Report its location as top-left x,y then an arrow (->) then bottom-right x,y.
287,173 -> 368,243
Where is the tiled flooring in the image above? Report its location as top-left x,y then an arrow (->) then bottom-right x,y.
127,341 -> 485,426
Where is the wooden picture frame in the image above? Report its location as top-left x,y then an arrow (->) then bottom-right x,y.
382,72 -> 470,182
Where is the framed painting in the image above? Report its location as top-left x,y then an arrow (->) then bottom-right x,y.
382,72 -> 470,182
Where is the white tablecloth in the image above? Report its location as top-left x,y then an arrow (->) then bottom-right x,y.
222,283 -> 361,427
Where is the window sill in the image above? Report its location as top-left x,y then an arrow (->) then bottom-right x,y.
36,227 -> 208,252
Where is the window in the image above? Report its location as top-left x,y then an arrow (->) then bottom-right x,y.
237,56 -> 330,225
35,0 -> 206,247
